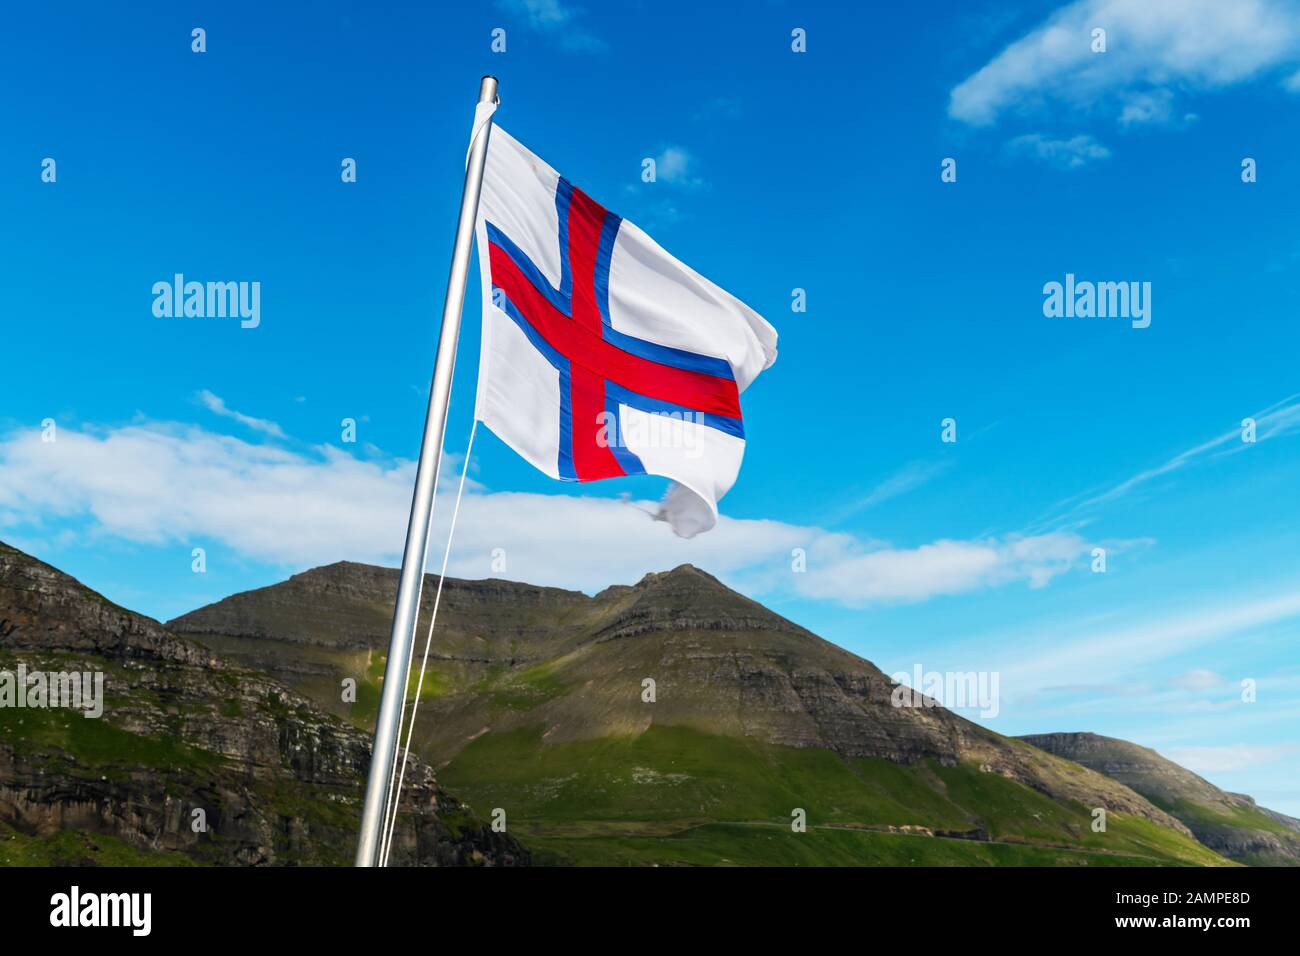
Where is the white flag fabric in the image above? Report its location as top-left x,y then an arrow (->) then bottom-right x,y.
472,126 -> 777,537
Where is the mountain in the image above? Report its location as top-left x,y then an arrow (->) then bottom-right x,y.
1021,732 -> 1300,866
0,541 -> 525,866
170,561 -> 1231,866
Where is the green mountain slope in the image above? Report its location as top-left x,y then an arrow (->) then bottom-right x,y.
171,561 -> 1232,866
1021,732 -> 1300,866
0,541 -> 525,867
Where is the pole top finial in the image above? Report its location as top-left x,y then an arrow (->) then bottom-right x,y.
479,75 -> 499,105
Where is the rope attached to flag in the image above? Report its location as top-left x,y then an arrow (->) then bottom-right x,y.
378,417 -> 480,867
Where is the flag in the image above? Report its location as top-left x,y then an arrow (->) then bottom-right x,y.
472,127 -> 777,537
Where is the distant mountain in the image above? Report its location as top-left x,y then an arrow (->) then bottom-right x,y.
1020,732 -> 1300,866
170,560 -> 1229,866
0,541 -> 525,866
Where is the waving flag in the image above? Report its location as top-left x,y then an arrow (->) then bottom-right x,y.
473,127 -> 777,536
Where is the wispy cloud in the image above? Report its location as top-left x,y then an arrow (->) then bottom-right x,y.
1000,588 -> 1300,691
196,390 -> 285,439
784,530 -> 1091,606
498,0 -> 606,53
1164,742 -> 1299,774
651,146 -> 706,189
0,418 -> 1091,608
1118,89 -> 1176,126
950,0 -> 1300,127
1043,393 -> 1300,525
831,460 -> 951,523
1008,132 -> 1111,169
1170,668 -> 1227,692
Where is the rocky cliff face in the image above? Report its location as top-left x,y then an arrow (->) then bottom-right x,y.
1020,733 -> 1218,803
170,560 -> 590,652
171,561 -> 1194,840
0,541 -> 526,866
1021,732 -> 1300,866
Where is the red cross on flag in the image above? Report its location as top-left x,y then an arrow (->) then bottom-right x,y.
472,127 -> 778,537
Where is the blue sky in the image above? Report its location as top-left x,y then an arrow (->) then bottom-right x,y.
3,0 -> 1300,813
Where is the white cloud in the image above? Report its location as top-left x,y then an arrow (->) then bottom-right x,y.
652,146 -> 705,188
1117,88 -> 1174,126
999,589 -> 1300,691
1008,132 -> 1111,168
840,460 -> 951,518
498,0 -> 606,53
950,0 -> 1300,127
792,532 -> 1089,606
1050,393 -> 1300,521
196,390 -> 286,439
1164,742 -> 1298,773
1171,668 -> 1227,691
0,419 -> 1091,607
507,0 -> 570,28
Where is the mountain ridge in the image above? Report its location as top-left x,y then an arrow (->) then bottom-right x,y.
0,540 -> 526,866
1021,731 -> 1300,866
168,558 -> 1237,866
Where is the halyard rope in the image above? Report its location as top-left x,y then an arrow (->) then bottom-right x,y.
379,417 -> 479,866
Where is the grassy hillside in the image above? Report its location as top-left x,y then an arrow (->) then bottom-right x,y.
438,724 -> 1227,866
171,562 -> 1237,866
1022,732 -> 1300,866
0,540 -> 526,867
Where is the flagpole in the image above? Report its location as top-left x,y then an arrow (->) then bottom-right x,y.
355,75 -> 498,868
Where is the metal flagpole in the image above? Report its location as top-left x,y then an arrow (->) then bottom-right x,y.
355,75 -> 498,868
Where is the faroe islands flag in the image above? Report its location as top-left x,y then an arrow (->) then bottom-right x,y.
473,127 -> 778,537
